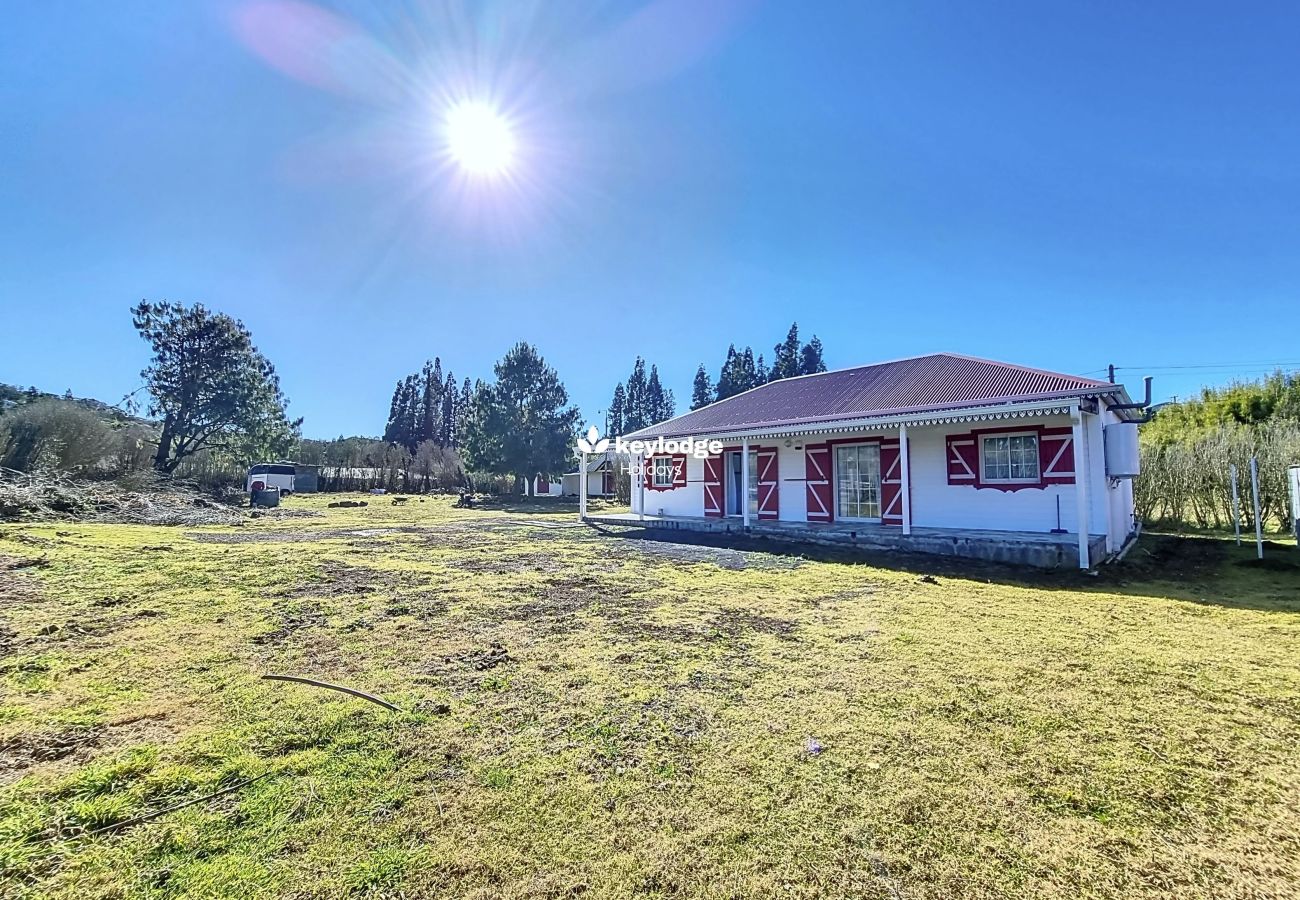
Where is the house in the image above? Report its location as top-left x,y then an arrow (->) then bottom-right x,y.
523,474 -> 564,497
584,353 -> 1146,569
562,453 -> 617,498
523,456 -> 616,497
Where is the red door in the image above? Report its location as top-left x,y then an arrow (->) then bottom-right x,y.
703,455 -> 723,518
757,448 -> 779,519
879,439 -> 903,526
805,444 -> 832,522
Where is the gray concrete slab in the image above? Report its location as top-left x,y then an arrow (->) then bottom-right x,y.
582,513 -> 1107,569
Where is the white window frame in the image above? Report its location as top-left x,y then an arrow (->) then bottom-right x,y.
979,432 -> 1041,484
651,455 -> 675,488
833,442 -> 882,522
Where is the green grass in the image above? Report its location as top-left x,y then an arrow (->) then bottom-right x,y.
1,495 -> 1298,898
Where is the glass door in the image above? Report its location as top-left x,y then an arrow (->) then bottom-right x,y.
835,444 -> 881,521
727,451 -> 760,518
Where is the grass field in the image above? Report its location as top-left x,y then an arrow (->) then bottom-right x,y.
2,495 -> 1298,899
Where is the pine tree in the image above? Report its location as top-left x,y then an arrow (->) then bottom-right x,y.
716,345 -> 740,401
756,354 -> 769,385
459,343 -> 581,489
458,378 -> 472,448
383,380 -> 404,445
740,347 -> 758,392
419,359 -> 442,446
609,383 -> 626,437
771,322 -> 801,381
625,357 -> 648,432
646,365 -> 668,424
799,335 -> 827,375
440,372 -> 456,448
691,365 -> 713,410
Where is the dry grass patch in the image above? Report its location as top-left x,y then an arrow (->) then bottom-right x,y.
0,496 -> 1297,899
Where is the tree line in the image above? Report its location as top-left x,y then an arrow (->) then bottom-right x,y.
607,358 -> 675,437
691,322 -> 826,411
382,359 -> 472,453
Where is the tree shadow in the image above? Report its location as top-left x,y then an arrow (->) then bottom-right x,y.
586,524 -> 1300,613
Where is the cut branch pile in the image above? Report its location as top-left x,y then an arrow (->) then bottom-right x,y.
0,468 -> 245,526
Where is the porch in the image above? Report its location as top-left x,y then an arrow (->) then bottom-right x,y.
582,513 -> 1107,569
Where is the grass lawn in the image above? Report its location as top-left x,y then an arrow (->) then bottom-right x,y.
2,495 -> 1298,899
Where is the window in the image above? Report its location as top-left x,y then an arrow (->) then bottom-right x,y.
982,434 -> 1039,483
835,443 -> 881,520
651,456 -> 675,488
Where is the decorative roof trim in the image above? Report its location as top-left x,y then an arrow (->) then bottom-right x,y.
677,399 -> 1082,443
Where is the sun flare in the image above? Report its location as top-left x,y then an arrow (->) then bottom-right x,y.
443,101 -> 517,176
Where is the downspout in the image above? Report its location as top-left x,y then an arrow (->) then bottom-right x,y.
1109,375 -> 1156,423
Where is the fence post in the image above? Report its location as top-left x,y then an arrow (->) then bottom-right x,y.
1230,464 -> 1242,547
1250,456 -> 1264,560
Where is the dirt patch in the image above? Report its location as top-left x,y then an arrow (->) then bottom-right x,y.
273,560 -> 402,599
1115,534 -> 1228,582
443,552 -> 568,575
186,527 -> 408,544
0,713 -> 176,786
253,600 -> 329,645
488,571 -> 649,635
0,556 -> 42,610
710,609 -> 799,641
0,725 -> 103,782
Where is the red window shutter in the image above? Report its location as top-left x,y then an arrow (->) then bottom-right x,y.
946,434 -> 978,485
805,443 -> 833,522
1039,427 -> 1075,485
879,439 -> 903,526
672,454 -> 687,489
703,454 -> 723,517
757,448 -> 779,520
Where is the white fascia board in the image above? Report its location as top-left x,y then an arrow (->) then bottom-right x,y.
692,398 -> 1084,443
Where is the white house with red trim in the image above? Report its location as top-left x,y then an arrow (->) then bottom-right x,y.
588,353 -> 1145,569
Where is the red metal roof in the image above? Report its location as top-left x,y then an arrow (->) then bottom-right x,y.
626,353 -> 1116,439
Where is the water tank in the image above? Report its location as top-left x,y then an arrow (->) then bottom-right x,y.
1104,423 -> 1141,478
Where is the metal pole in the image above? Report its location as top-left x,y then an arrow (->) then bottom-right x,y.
579,451 -> 587,520
1250,456 -> 1264,559
741,438 -> 751,528
638,454 -> 646,522
1229,464 -> 1242,546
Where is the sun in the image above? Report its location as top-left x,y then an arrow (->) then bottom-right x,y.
443,101 -> 517,177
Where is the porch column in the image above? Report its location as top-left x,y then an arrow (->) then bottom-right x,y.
741,438 -> 751,528
638,453 -> 646,522
579,452 -> 590,517
1072,405 -> 1090,569
899,423 -> 912,535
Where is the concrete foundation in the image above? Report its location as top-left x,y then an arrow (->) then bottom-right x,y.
584,514 -> 1107,569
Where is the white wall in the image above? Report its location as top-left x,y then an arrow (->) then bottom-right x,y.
640,455 -> 706,518
907,417 -> 1084,534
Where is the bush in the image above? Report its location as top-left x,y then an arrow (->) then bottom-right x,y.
1138,421 -> 1300,530
0,399 -> 116,474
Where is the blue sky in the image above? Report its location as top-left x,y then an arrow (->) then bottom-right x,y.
3,1 -> 1299,438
